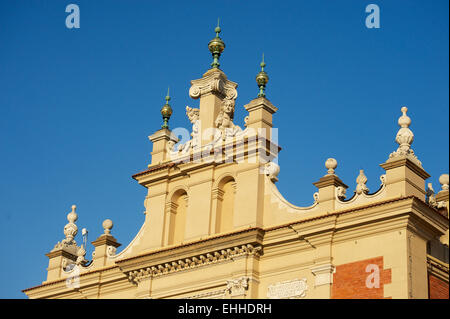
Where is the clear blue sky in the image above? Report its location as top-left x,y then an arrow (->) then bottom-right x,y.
0,0 -> 448,298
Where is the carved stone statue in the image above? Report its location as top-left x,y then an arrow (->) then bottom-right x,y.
186,106 -> 200,149
215,98 -> 236,139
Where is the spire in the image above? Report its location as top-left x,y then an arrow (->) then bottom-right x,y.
160,87 -> 173,129
256,53 -> 269,98
208,18 -> 225,69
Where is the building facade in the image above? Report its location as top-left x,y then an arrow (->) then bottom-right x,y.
23,26 -> 449,299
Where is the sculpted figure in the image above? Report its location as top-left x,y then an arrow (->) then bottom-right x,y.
215,98 -> 240,140
186,106 -> 200,149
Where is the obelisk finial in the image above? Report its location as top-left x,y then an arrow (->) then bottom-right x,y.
256,53 -> 269,98
208,19 -> 225,69
160,87 -> 173,129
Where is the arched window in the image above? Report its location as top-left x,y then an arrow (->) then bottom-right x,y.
215,178 -> 236,234
167,190 -> 188,245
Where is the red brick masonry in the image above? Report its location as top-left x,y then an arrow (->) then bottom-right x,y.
428,274 -> 449,299
332,256 -> 392,299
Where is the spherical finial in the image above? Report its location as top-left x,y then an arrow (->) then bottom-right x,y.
208,19 -> 225,69
398,106 -> 411,128
67,205 -> 78,223
161,87 -> 173,129
439,174 -> 449,191
256,53 -> 269,98
325,158 -> 338,175
102,219 -> 113,235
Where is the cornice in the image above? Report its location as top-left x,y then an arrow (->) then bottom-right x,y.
380,157 -> 430,179
91,234 -> 121,248
312,174 -> 349,189
124,243 -> 262,284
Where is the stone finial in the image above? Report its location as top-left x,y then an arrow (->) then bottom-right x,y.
62,205 -> 78,246
355,169 -> 369,195
67,205 -> 78,223
75,245 -> 87,266
439,174 -> 449,191
102,219 -> 113,235
325,158 -> 338,175
388,107 -> 421,166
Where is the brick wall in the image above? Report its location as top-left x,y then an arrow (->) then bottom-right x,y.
332,256 -> 392,299
428,274 -> 449,299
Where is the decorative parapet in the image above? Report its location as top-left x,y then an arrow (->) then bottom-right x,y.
126,244 -> 262,284
334,173 -> 387,209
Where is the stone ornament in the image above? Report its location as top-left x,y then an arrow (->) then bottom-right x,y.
426,175 -> 449,209
189,70 -> 238,101
60,205 -> 78,247
75,245 -> 87,266
336,186 -> 347,200
388,107 -> 422,166
439,174 -> 449,191
226,276 -> 249,297
325,158 -> 337,175
380,174 -> 386,186
215,98 -> 239,139
426,183 -> 438,208
355,169 -> 369,195
313,192 -> 319,203
311,264 -> 335,287
102,219 -> 113,235
267,278 -> 308,299
127,244 -> 262,284
172,106 -> 201,153
106,245 -> 117,257
186,106 -> 200,148
265,162 -> 280,183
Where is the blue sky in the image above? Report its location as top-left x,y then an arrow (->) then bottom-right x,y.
0,0 -> 448,298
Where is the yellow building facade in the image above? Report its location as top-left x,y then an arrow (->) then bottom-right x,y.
23,26 -> 449,299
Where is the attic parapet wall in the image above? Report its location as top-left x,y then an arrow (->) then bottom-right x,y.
134,134 -> 281,188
